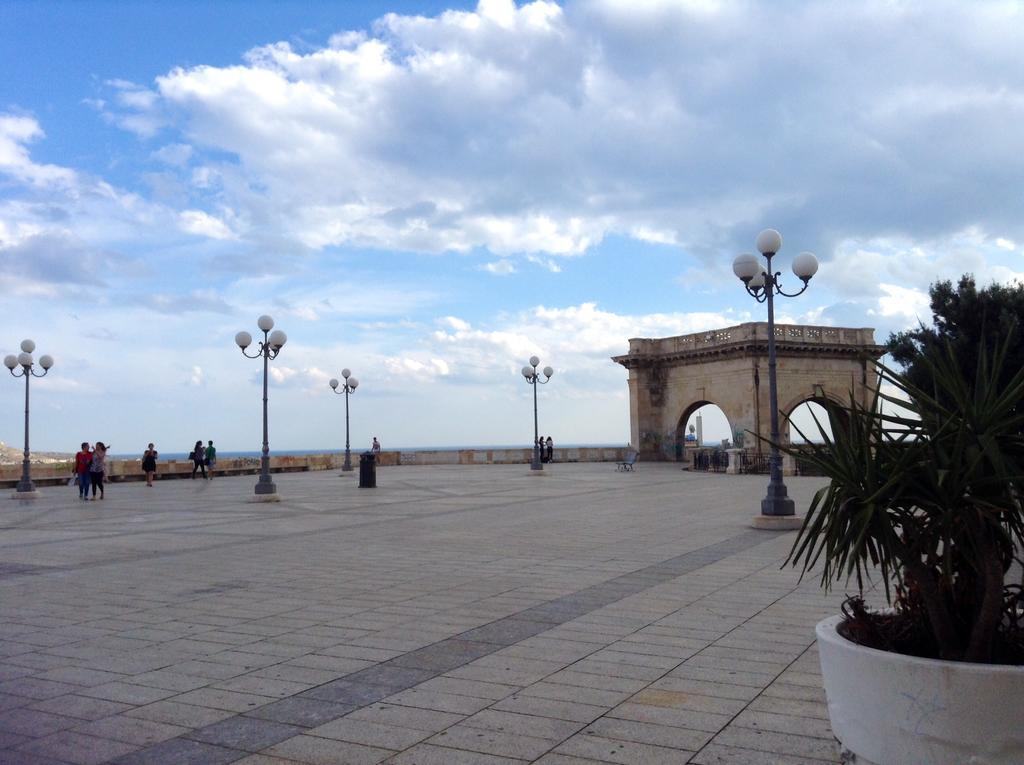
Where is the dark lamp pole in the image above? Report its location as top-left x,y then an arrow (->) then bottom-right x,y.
732,229 -> 819,523
329,369 -> 359,472
235,315 -> 287,500
5,340 -> 53,499
521,356 -> 554,471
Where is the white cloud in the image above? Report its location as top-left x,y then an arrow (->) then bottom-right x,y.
179,210 -> 236,240
873,284 -> 931,323
995,237 -> 1016,251
152,143 -> 194,166
0,115 -> 76,187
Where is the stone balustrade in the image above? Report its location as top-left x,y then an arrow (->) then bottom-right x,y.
0,446 -> 632,488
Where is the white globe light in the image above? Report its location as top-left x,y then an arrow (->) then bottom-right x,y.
3,355 -> 17,370
20,339 -> 35,353
529,355 -> 540,367
732,253 -> 760,281
18,352 -> 32,367
348,377 -> 359,389
257,315 -> 275,332
521,365 -> 533,378
39,355 -> 54,370
268,330 -> 287,348
329,378 -> 339,389
543,366 -> 553,378
235,331 -> 252,349
792,251 -> 819,280
342,368 -> 351,378
755,228 -> 783,255
747,271 -> 767,290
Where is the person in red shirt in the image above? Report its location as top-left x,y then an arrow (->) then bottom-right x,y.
74,443 -> 92,500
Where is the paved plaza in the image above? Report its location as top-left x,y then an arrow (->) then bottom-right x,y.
0,464 -> 844,764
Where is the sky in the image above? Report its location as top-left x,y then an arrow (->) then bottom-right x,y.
1,0 -> 1022,454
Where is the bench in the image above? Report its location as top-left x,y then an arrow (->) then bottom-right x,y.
616,452 -> 638,471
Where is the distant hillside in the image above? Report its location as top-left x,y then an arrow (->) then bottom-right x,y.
0,441 -> 73,465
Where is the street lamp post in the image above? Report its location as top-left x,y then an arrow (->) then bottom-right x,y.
732,229 -> 819,527
4,340 -> 53,499
521,356 -> 554,471
235,315 -> 287,501
329,370 -> 359,472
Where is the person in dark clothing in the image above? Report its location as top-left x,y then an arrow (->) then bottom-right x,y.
90,442 -> 109,499
545,436 -> 554,463
191,441 -> 207,479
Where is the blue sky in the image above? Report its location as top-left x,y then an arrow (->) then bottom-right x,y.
2,0 -> 1022,453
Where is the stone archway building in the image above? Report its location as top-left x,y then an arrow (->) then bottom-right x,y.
612,322 -> 886,461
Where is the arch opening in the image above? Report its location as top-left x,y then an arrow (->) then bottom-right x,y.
673,401 -> 735,461
785,398 -> 841,444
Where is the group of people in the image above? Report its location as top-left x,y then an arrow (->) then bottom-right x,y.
189,440 -> 217,479
73,442 -> 109,499
537,435 -> 555,463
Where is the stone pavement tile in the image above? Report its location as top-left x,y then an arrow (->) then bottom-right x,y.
552,733 -> 689,765
775,671 -> 826,689
306,718 -> 432,749
608,702 -> 733,733
264,733 -> 394,765
684,654 -> 783,678
582,717 -> 712,751
187,716 -> 304,751
245,697 -> 357,728
747,696 -> 829,720
491,695 -> 607,724
344,703 -> 464,733
341,665 -> 436,695
7,654 -> 88,672
427,724 -> 556,760
628,688 -> 748,716
0,677 -> 81,701
0,730 -> 31,749
14,730 -> 139,765
690,742 -> 837,764
76,680 -> 185,709
382,689 -> 493,716
541,670 -> 647,695
32,667 -> 128,687
251,666 -> 343,687
664,665 -> 777,689
760,683 -> 826,704
72,715 -> 189,746
173,687 -> 278,713
732,710 -> 834,739
0,750 -> 66,765
301,680 -> 389,708
128,670 -> 214,692
384,743 -> 524,765
0,707 -> 80,736
28,693 -> 132,720
518,681 -> 630,708
585,649 -> 685,670
532,755 -> 614,765
647,677 -> 761,702
109,737 -> 246,765
233,756 -> 306,765
562,659 -> 666,682
711,728 -> 840,761
461,709 -> 585,741
0,693 -> 32,712
286,655 -> 375,674
410,677 -> 518,702
458,619 -> 553,647
315,646 -> 400,663
445,661 -> 557,687
214,675 -> 314,699
387,640 -> 496,673
126,699 -> 237,728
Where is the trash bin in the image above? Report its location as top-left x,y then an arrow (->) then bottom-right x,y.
358,452 -> 376,488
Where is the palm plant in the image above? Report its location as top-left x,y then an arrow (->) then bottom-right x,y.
781,337 -> 1024,664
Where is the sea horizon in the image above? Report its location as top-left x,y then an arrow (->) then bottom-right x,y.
106,443 -> 629,461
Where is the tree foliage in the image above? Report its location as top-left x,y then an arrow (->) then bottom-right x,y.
887,275 -> 1024,400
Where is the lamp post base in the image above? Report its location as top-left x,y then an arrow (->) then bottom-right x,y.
751,514 -> 804,530
10,490 -> 40,500
249,493 -> 281,503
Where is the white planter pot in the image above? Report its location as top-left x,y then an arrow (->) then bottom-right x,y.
816,615 -> 1024,765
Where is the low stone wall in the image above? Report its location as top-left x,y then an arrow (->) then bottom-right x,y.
0,446 -> 631,488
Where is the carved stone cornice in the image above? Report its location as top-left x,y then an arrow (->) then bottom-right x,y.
612,322 -> 885,369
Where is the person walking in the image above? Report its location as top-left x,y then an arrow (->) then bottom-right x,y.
191,441 -> 207,479
205,440 -> 217,479
74,442 -> 92,500
371,437 -> 381,455
90,442 -> 109,500
545,436 -> 554,463
142,443 -> 158,487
